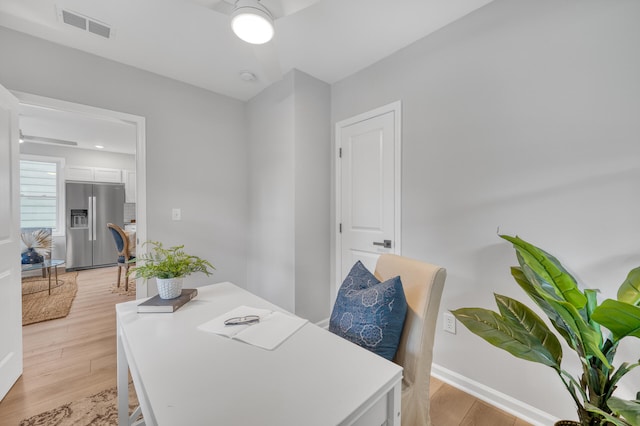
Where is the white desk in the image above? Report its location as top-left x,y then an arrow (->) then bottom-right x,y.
117,282 -> 402,426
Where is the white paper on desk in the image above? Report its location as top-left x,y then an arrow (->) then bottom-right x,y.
197,305 -> 272,337
197,305 -> 308,350
232,311 -> 308,350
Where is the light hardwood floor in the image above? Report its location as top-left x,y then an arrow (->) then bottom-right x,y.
0,266 -> 135,424
0,267 -> 531,425
429,376 -> 532,426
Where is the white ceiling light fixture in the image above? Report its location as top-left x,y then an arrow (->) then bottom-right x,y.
239,70 -> 257,81
231,0 -> 274,45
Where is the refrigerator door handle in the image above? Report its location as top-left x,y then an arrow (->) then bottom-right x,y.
92,196 -> 97,241
88,196 -> 93,241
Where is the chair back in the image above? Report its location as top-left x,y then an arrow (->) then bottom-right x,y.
107,223 -> 130,263
374,254 -> 446,426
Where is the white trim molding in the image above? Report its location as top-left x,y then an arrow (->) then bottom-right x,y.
315,317 -> 330,329
431,364 -> 559,426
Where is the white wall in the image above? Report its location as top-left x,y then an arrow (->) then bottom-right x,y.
246,72 -> 296,311
331,0 -> 640,422
293,71 -> 331,322
246,69 -> 331,322
0,26 -> 249,289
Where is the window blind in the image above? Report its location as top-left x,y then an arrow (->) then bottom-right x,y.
20,160 -> 58,231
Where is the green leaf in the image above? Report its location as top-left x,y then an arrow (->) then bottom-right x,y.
592,299 -> 640,341
494,294 -> 563,366
511,267 -> 576,349
545,298 -> 610,368
129,240 -> 214,279
585,288 -> 602,336
503,237 -> 610,366
585,403 -> 633,426
608,397 -> 640,426
501,235 -> 587,310
451,307 -> 561,368
618,267 -> 640,306
606,361 -> 640,403
510,266 -> 548,307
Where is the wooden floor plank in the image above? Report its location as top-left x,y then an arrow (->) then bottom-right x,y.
0,266 -> 134,424
460,400 -> 517,426
430,381 -> 478,425
429,375 -> 445,397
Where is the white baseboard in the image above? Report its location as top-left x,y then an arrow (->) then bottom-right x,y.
431,364 -> 558,426
315,317 -> 330,329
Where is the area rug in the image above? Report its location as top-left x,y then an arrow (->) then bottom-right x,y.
22,272 -> 78,326
110,280 -> 136,296
19,384 -> 140,426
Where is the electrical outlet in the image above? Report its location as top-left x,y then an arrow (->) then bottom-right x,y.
172,208 -> 181,221
443,312 -> 456,334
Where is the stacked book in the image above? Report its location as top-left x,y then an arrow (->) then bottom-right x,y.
137,288 -> 197,313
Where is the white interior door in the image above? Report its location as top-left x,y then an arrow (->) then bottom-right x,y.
336,101 -> 401,293
0,84 -> 23,399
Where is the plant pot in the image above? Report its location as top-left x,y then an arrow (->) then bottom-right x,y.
156,277 -> 183,299
21,247 -> 44,264
554,421 -> 580,426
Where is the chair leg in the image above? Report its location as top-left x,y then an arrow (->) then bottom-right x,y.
117,265 -> 122,288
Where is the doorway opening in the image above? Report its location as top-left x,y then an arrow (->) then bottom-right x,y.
13,91 -> 147,297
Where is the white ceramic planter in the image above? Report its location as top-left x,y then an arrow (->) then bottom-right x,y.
156,277 -> 183,299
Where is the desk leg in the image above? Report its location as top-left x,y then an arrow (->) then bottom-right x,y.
47,266 -> 52,295
117,316 -> 130,425
387,381 -> 401,426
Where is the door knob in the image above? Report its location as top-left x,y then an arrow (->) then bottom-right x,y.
373,240 -> 392,249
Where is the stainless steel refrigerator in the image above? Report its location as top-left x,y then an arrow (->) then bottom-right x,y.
66,182 -> 125,270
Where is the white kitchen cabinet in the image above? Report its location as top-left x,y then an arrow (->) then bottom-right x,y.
66,165 -> 123,183
65,165 -> 94,181
123,170 -> 136,202
94,167 -> 122,183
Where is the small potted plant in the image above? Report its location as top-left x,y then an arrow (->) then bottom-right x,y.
128,241 -> 214,299
452,234 -> 640,426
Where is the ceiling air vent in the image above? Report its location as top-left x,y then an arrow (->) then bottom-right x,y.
58,8 -> 112,39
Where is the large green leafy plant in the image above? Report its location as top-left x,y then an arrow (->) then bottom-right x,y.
452,235 -> 640,425
128,241 -> 214,279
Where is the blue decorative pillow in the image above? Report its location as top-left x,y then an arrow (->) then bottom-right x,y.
329,261 -> 408,361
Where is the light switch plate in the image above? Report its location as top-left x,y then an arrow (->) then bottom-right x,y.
172,208 -> 181,221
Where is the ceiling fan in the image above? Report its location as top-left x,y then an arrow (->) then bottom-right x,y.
192,0 -> 322,82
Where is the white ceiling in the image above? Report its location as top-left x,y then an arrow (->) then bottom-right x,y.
1,0 -> 494,153
19,103 -> 137,155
